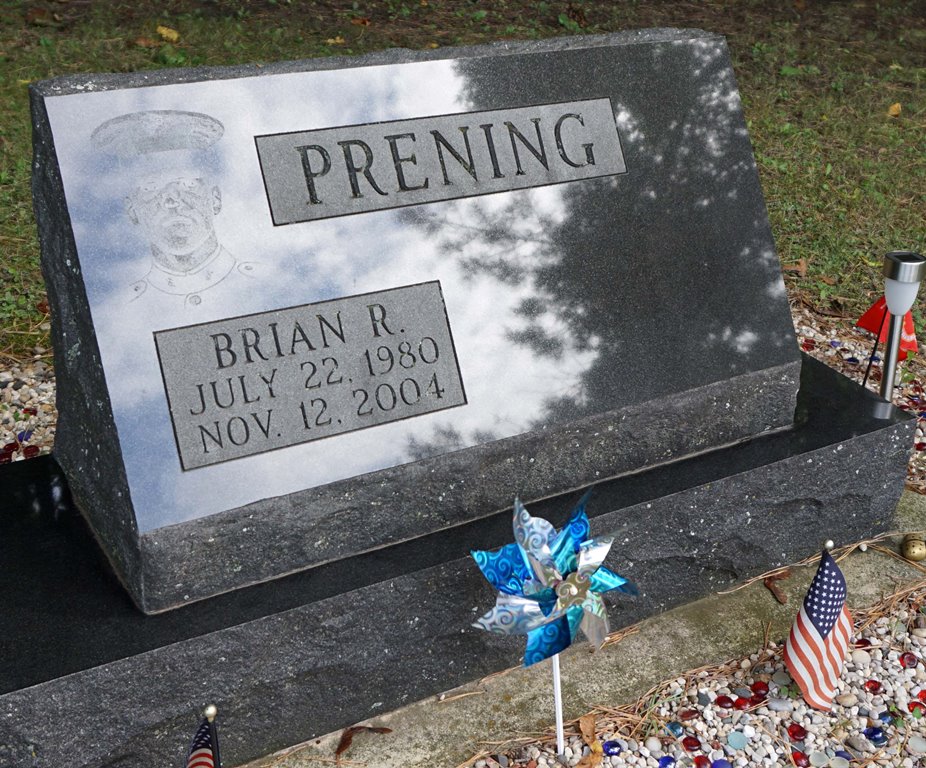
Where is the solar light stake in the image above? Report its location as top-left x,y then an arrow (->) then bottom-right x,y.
879,251 -> 926,402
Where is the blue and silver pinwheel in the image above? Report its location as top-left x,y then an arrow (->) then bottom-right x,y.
471,496 -> 636,666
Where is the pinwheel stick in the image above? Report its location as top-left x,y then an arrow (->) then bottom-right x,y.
551,653 -> 565,755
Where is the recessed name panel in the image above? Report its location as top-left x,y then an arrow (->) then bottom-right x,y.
154,282 -> 466,470
255,98 -> 625,224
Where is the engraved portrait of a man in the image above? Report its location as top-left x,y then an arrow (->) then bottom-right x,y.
92,110 -> 257,307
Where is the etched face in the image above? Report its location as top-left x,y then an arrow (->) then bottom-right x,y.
129,174 -> 220,270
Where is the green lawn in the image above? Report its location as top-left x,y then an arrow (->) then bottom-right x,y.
1,0 -> 924,363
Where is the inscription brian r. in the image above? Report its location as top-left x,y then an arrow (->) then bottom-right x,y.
154,282 -> 466,469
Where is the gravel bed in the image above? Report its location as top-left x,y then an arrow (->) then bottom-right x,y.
479,582 -> 926,768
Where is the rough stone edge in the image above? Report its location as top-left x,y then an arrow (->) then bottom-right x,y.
138,359 -> 800,613
0,406 -> 907,768
28,29 -> 718,98
29,91 -> 145,603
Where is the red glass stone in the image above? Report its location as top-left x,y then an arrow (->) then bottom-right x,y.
22,445 -> 39,459
902,652 -> 919,669
0,452 -> 11,464
750,681 -> 769,696
791,751 -> 810,767
682,736 -> 701,752
864,679 -> 883,694
3,442 -> 18,453
801,339 -> 815,351
787,723 -> 808,741
918,690 -> 926,703
22,406 -> 37,416
678,709 -> 699,720
917,443 -> 926,451
733,697 -> 750,710
748,693 -> 766,706
693,757 -> 710,768
854,638 -> 872,648
714,695 -> 734,709
908,701 -> 926,715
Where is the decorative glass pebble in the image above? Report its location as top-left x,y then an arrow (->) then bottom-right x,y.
854,638 -> 872,648
877,709 -> 892,724
710,760 -> 732,768
682,735 -> 701,751
714,695 -> 734,709
790,751 -> 809,767
748,693 -> 766,707
22,445 -> 40,459
864,679 -> 883,694
665,721 -> 684,738
918,690 -> 926,703
833,750 -> 853,761
901,652 -> 919,669
787,723 -> 808,741
750,681 -> 769,696
808,751 -> 828,767
678,709 -> 699,720
603,740 -> 622,756
846,356 -> 860,364
693,757 -> 710,768
727,731 -> 747,750
658,757 -> 676,768
733,697 -> 750,710
908,701 -> 925,716
863,726 -> 887,746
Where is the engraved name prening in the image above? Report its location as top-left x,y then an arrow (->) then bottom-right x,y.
154,282 -> 466,470
255,98 -> 625,225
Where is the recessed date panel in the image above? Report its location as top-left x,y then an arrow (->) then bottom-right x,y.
154,281 -> 466,470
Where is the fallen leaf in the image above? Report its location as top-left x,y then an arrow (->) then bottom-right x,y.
576,713 -> 603,767
578,713 -> 597,746
350,17 -> 371,26
134,37 -> 160,48
326,35 -> 346,45
156,25 -> 180,43
334,725 -> 392,761
426,41 -> 439,49
576,748 -> 603,768
820,275 -> 837,285
887,102 -> 902,117
36,298 -> 49,315
25,8 -> 59,26
783,258 -> 808,278
764,569 -> 791,605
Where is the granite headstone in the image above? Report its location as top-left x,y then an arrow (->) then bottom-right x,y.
8,29 -> 915,767
31,29 -> 801,613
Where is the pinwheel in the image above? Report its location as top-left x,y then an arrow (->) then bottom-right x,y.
471,496 -> 636,754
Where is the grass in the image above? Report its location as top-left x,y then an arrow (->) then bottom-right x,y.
0,0 -> 924,363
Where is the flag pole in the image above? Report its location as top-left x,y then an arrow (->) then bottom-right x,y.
551,653 -> 565,756
204,704 -> 222,768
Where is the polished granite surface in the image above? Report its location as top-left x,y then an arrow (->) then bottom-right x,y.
0,356 -> 908,696
40,30 -> 798,533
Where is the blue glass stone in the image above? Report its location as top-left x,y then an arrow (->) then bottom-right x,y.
658,758 -> 676,768
665,721 -> 684,738
863,726 -> 887,746
846,357 -> 860,364
834,750 -> 853,760
603,740 -> 622,756
727,731 -> 748,750
877,710 -> 892,723
16,429 -> 32,443
829,340 -> 842,348
873,355 -> 882,362
711,760 -> 733,768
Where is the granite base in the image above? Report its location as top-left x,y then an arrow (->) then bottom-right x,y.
0,357 -> 912,767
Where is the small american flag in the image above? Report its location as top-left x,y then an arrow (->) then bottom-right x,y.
186,719 -> 216,768
783,550 -> 852,710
